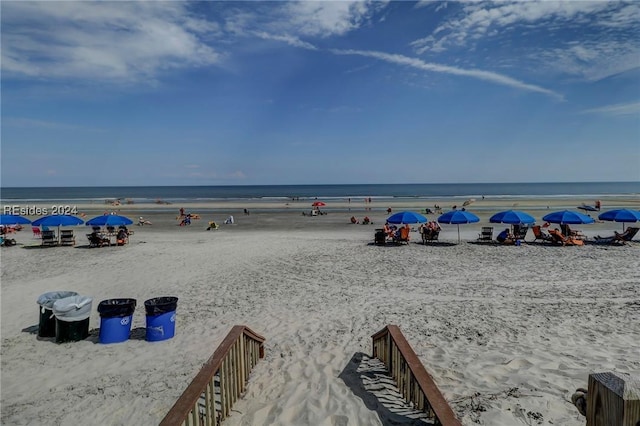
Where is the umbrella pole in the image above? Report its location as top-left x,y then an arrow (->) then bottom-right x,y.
457,224 -> 460,243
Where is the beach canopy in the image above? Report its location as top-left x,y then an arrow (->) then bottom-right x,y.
32,214 -> 84,227
437,210 -> 480,225
598,209 -> 640,231
598,209 -> 640,223
489,210 -> 535,225
0,214 -> 32,225
86,214 -> 134,227
542,210 -> 595,225
437,210 -> 480,243
386,211 -> 428,224
312,201 -> 326,207
577,204 -> 598,212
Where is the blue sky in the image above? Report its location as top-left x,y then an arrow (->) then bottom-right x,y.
1,1 -> 639,187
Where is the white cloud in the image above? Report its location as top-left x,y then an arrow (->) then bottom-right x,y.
581,102 -> 640,117
1,2 -> 221,83
332,48 -> 563,100
531,41 -> 640,82
254,32 -> 318,50
282,1 -> 388,38
410,1 -> 640,81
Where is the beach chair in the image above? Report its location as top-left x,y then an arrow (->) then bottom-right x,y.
560,224 -> 584,240
513,225 -> 529,240
477,226 -> 493,242
87,232 -> 110,247
619,227 -> 639,242
549,229 -> 584,246
374,229 -> 386,246
41,230 -> 58,246
594,227 -> 639,245
60,229 -> 76,246
32,227 -> 42,238
421,228 -> 439,243
532,225 -> 553,243
393,227 -> 411,244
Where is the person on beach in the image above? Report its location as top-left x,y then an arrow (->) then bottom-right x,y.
496,228 -> 514,244
138,217 -> 152,226
179,207 -> 185,218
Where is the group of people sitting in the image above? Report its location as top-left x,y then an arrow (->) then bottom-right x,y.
382,223 -> 411,242
87,225 -> 131,247
350,216 -> 372,224
419,221 -> 441,242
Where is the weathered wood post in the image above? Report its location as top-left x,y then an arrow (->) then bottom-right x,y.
587,372 -> 640,426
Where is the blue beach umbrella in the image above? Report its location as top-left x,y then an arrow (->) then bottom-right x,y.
0,214 -> 32,226
86,214 -> 134,227
437,210 -> 480,243
489,210 -> 535,225
542,210 -> 595,225
32,214 -> 84,227
32,215 -> 84,244
598,209 -> 640,231
386,211 -> 428,224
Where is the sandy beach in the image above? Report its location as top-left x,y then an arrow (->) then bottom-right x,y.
1,196 -> 639,425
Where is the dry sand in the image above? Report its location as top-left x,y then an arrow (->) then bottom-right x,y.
1,196 -> 639,425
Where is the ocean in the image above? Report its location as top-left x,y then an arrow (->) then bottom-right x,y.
1,182 -> 638,205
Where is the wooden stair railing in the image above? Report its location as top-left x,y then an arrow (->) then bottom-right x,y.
160,325 -> 265,426
372,325 -> 461,426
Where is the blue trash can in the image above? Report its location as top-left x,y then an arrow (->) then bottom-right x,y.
37,291 -> 79,338
144,297 -> 178,342
98,299 -> 137,344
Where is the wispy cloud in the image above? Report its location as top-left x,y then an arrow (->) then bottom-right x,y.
281,1 -> 388,38
1,2 -> 221,83
254,32 -> 317,50
581,102 -> 640,117
2,117 -> 104,132
332,48 -> 563,100
410,1 -> 640,81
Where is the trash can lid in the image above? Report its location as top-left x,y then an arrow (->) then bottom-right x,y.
52,295 -> 93,322
37,291 -> 80,309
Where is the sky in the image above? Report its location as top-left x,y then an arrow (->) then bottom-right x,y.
1,0 -> 639,187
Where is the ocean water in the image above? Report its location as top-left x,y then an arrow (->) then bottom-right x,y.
0,182 -> 638,204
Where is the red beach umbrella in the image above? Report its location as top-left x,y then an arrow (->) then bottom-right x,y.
312,201 -> 326,207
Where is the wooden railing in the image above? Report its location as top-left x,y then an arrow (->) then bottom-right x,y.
160,325 -> 265,426
372,325 -> 461,426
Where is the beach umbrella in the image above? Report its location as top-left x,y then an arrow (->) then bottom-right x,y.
85,214 -> 134,227
386,211 -> 428,224
598,209 -> 640,231
311,201 -> 326,207
489,210 -> 535,225
577,204 -> 598,212
542,210 -> 595,225
437,210 -> 480,243
0,214 -> 32,225
32,214 -> 84,244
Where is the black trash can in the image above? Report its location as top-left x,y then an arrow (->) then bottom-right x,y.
52,295 -> 93,343
98,299 -> 137,344
144,297 -> 178,342
37,291 -> 79,337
